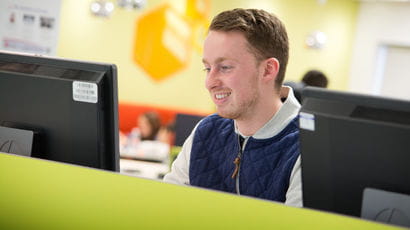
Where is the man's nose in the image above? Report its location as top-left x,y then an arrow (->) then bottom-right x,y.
205,69 -> 221,90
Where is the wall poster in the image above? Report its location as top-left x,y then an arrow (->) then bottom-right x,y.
0,0 -> 61,55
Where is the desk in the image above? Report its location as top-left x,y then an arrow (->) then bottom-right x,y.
0,153 -> 402,230
120,157 -> 169,180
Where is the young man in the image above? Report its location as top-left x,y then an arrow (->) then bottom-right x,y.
164,8 -> 302,207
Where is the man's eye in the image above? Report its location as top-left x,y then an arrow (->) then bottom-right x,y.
220,66 -> 233,72
203,67 -> 211,73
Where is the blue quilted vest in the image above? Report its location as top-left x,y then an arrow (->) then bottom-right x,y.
189,114 -> 300,202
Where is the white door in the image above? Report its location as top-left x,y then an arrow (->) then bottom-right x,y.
373,45 -> 410,100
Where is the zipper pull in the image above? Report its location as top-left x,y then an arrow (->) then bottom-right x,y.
231,156 -> 241,179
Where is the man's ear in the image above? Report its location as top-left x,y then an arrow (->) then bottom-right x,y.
262,57 -> 280,82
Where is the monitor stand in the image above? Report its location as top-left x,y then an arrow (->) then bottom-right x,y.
0,126 -> 34,157
361,188 -> 410,228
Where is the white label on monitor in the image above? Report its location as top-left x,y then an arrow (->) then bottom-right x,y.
72,81 -> 98,103
299,112 -> 315,131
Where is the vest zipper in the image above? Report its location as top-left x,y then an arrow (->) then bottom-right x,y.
232,135 -> 245,195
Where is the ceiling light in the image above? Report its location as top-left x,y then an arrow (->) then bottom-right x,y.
306,31 -> 327,49
117,0 -> 146,9
90,1 -> 114,17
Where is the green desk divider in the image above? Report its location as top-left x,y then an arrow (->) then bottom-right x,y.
0,153 -> 402,230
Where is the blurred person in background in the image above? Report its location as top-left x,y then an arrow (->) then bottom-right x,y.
120,111 -> 171,162
284,69 -> 328,102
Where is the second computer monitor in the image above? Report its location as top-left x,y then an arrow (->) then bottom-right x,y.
299,87 -> 410,218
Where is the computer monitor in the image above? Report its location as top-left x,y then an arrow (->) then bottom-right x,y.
0,51 -> 119,171
174,113 -> 205,147
299,87 -> 410,218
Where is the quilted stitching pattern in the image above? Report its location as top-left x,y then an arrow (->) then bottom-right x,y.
190,114 -> 238,192
189,114 -> 300,202
240,127 -> 299,201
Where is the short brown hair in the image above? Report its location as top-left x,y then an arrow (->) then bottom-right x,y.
209,8 -> 289,90
302,70 -> 328,88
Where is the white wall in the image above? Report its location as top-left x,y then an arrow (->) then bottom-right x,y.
349,1 -> 410,99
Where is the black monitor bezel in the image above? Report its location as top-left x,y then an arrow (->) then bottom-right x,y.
0,51 -> 119,171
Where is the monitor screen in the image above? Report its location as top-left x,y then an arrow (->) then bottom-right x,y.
299,87 -> 410,217
0,51 -> 119,171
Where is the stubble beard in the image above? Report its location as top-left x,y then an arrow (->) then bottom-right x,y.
217,80 -> 260,120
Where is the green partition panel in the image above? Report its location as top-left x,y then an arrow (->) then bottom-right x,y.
0,153 -> 402,229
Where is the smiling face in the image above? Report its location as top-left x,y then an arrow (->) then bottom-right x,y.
203,30 -> 264,120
